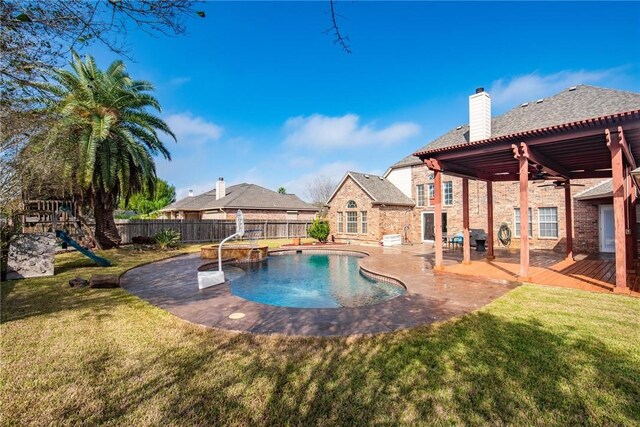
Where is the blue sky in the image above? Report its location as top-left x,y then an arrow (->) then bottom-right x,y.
90,1 -> 640,200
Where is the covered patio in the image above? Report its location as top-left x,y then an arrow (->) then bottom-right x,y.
416,110 -> 640,295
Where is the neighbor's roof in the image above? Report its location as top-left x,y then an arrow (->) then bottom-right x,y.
327,172 -> 415,207
574,179 -> 613,201
387,85 -> 640,170
161,183 -> 318,212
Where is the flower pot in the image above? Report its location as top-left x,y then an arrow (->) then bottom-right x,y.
293,237 -> 301,246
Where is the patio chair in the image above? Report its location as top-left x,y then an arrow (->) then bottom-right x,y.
450,233 -> 463,249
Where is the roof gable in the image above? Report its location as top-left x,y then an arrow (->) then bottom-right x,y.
327,171 -> 415,207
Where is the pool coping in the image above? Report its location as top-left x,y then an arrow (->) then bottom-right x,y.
120,244 -> 520,337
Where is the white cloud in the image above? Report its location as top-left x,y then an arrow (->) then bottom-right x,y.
283,113 -> 420,149
489,68 -> 624,110
164,112 -> 223,145
283,161 -> 362,201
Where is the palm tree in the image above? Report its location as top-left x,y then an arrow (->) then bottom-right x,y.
33,53 -> 175,248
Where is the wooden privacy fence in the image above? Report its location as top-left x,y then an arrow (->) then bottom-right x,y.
115,219 -> 314,244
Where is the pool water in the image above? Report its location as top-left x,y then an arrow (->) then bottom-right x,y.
228,253 -> 405,308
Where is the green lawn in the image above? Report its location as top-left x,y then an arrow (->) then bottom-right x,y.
1,247 -> 639,426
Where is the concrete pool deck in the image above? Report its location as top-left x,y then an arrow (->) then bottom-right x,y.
120,244 -> 519,336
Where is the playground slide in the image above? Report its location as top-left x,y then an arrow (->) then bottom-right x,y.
55,230 -> 111,267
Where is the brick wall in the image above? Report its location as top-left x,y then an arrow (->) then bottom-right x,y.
225,209 -> 317,221
164,209 -> 317,221
408,163 -> 606,253
327,176 -> 407,244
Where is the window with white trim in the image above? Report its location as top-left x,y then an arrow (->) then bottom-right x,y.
514,208 -> 533,238
346,211 -> 358,233
361,211 -> 367,234
443,181 -> 453,205
337,212 -> 344,233
416,184 -> 425,207
427,183 -> 434,206
538,207 -> 558,238
346,200 -> 357,208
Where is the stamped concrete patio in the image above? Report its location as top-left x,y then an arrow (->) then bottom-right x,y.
120,244 -> 518,336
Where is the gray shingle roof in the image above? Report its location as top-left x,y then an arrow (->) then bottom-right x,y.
388,85 -> 640,168
329,172 -> 415,206
574,179 -> 613,200
161,183 -> 318,212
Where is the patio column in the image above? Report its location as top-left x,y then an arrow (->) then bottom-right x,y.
631,183 -> 638,262
487,181 -> 495,259
606,128 -> 629,292
626,167 -> 636,273
433,168 -> 444,271
564,181 -> 573,260
513,143 -> 530,280
462,178 -> 471,264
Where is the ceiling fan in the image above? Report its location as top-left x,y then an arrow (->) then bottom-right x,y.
538,180 -> 585,189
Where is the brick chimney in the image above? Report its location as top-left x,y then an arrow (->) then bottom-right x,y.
215,177 -> 226,200
469,87 -> 491,142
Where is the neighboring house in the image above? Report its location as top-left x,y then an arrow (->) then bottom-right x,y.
160,178 -> 318,220
329,85 -> 640,253
326,172 -> 414,244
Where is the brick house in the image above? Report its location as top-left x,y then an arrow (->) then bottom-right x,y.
326,172 -> 414,244
160,178 -> 318,221
329,85 -> 640,254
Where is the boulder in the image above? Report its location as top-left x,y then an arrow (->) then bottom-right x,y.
90,274 -> 120,289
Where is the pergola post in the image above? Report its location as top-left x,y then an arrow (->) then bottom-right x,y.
462,178 -> 471,264
433,168 -> 443,271
606,129 -> 629,292
487,181 -> 495,259
631,185 -> 638,262
564,181 -> 573,260
514,143 -> 530,280
625,167 -> 637,274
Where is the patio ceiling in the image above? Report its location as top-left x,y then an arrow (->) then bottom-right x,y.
415,110 -> 640,182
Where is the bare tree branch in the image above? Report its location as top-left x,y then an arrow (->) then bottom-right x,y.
326,0 -> 351,54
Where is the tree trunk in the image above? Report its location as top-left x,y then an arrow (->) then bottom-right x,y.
93,189 -> 121,249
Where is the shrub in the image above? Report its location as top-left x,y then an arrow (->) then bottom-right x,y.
154,229 -> 181,249
307,218 -> 330,243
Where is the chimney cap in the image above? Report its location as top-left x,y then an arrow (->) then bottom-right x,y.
475,87 -> 485,94
218,177 -> 224,181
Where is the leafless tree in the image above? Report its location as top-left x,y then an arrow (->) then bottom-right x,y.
326,0 -> 351,53
306,175 -> 338,215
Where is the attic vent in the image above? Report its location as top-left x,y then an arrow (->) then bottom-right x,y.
456,125 -> 462,130
364,174 -> 370,179
536,98 -> 544,103
521,102 -> 529,107
378,176 -> 384,180
568,86 -> 577,91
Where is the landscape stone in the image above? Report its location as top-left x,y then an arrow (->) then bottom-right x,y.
90,274 -> 120,289
6,233 -> 56,280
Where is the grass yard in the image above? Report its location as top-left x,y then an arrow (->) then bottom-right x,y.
1,246 -> 639,426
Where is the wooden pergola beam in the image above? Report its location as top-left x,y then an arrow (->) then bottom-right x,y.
618,126 -> 636,170
425,158 -> 491,181
520,143 -> 571,179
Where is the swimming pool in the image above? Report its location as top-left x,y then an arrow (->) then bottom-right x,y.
228,252 -> 405,308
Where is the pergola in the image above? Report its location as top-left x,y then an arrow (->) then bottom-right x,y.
415,110 -> 640,292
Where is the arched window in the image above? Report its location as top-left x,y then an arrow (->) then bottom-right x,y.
346,200 -> 357,209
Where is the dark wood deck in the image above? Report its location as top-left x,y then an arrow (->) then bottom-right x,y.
440,248 -> 640,296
